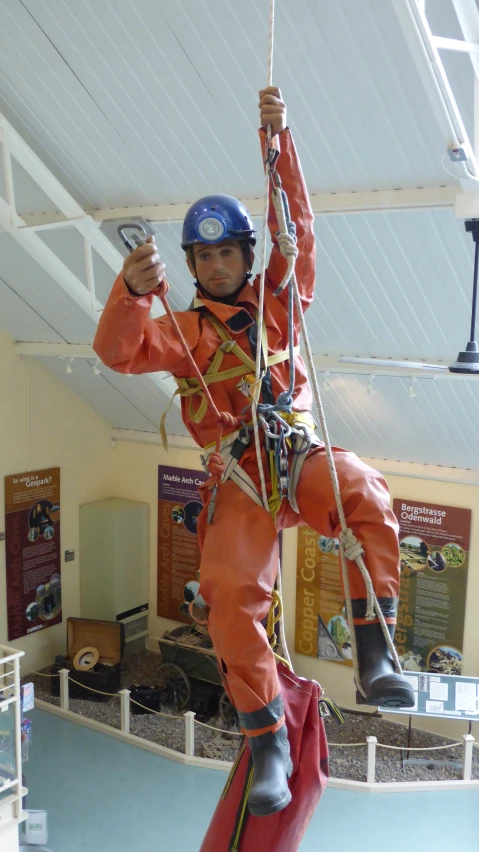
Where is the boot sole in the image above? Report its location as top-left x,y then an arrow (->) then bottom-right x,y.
248,758 -> 293,818
356,683 -> 416,708
248,787 -> 292,817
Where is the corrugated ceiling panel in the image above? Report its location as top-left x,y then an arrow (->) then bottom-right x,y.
0,234 -> 98,343
308,208 -> 472,361
147,208 -> 472,363
0,0 -> 170,210
0,277 -> 63,343
0,0 -> 464,212
318,372 -> 479,469
0,142 -> 61,216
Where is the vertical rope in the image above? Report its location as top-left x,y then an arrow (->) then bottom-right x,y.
291,274 -> 402,685
252,0 -> 276,510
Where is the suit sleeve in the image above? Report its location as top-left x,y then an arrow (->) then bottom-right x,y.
259,128 -> 316,312
93,273 -> 199,375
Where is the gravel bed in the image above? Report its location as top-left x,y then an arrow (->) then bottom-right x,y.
25,650 -> 241,763
324,709 -> 479,783
25,652 -> 479,783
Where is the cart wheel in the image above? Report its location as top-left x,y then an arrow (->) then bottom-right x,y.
156,663 -> 191,710
219,691 -> 239,729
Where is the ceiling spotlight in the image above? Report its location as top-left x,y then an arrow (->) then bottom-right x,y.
92,359 -> 101,376
322,372 -> 332,392
367,374 -> 376,395
408,377 -> 417,398
66,358 -> 74,374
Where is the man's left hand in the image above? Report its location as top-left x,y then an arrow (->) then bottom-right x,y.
259,86 -> 286,136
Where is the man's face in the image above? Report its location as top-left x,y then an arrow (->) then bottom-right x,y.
187,239 -> 253,299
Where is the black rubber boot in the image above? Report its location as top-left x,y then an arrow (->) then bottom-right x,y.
247,724 -> 293,817
355,622 -> 415,708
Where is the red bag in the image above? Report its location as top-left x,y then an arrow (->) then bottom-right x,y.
200,664 -> 329,852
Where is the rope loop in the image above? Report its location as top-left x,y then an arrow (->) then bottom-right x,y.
339,528 -> 365,562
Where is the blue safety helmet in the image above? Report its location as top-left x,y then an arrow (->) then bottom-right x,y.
181,194 -> 256,250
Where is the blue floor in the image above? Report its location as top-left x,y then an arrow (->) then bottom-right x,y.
23,708 -> 479,852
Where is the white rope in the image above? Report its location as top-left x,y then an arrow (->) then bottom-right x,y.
255,0 -> 399,688
251,0 -> 277,511
268,103 -> 402,692
328,741 -> 463,752
290,271 -> 402,693
275,556 -> 292,669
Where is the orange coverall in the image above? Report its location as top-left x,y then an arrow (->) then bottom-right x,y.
94,128 -> 400,737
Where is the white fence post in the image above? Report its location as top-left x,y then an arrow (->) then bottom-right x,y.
120,689 -> 131,734
59,668 -> 69,711
462,733 -> 475,780
366,736 -> 377,784
184,711 -> 196,757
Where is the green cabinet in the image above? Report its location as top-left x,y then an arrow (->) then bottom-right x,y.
79,497 -> 149,622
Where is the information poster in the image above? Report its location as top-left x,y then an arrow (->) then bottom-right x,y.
5,468 -> 61,641
157,465 -> 208,622
295,527 -> 352,666
394,499 -> 471,676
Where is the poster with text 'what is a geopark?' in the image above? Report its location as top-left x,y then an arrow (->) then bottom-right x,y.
5,468 -> 61,641
393,498 -> 471,676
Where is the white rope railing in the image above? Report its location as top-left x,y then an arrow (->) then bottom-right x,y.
32,669 -> 477,782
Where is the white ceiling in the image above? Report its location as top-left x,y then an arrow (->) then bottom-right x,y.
1,0 -> 479,469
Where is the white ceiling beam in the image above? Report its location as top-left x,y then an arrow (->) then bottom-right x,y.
112,429 -> 479,483
13,342 -> 175,386
0,114 -> 180,411
451,0 -> 479,76
0,111 -> 122,275
15,343 -> 97,358
92,187 -> 460,220
433,36 -> 479,55
311,354 -> 478,380
112,428 -> 196,450
0,196 -> 105,318
392,0 -> 478,186
17,186 -> 459,230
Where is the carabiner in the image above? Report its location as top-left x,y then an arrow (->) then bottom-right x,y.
117,217 -> 156,254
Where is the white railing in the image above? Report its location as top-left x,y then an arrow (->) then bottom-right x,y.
0,643 -> 27,834
39,668 -> 478,790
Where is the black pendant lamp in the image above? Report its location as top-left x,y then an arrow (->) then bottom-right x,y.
449,219 -> 479,374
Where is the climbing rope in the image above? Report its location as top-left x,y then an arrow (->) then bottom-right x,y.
256,0 -> 401,693
251,0 -> 276,511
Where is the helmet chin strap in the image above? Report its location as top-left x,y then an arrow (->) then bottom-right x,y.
196,272 -> 252,304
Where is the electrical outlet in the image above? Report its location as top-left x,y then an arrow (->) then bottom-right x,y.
0,532 -> 5,542
448,147 -> 467,162
65,550 -> 75,562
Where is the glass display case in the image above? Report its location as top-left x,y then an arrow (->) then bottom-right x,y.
0,698 -> 17,802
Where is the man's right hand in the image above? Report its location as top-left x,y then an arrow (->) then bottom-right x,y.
123,235 -> 167,296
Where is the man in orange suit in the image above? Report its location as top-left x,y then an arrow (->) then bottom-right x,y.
94,87 -> 414,818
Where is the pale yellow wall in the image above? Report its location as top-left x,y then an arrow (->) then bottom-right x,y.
0,330 -> 115,673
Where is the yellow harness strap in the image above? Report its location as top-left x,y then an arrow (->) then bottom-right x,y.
160,310 -> 299,443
